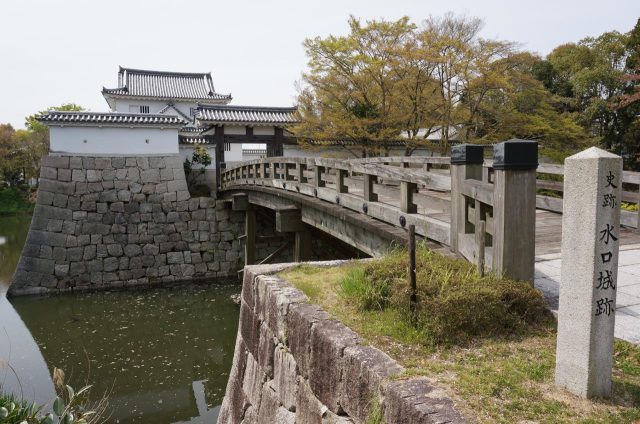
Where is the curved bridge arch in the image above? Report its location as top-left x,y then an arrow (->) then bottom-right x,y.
219,156 -> 454,258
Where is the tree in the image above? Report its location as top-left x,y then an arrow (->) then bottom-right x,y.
295,16 -> 415,157
295,14 -> 588,158
183,145 -> 212,192
0,103 -> 84,185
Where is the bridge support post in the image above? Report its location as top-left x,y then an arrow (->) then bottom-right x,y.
245,208 -> 256,266
492,140 -> 538,283
450,145 -> 484,254
400,181 -> 417,213
297,163 -> 308,184
294,228 -> 313,262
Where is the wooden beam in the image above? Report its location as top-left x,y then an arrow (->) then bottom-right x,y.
294,227 -> 313,262
276,208 -> 303,232
245,209 -> 256,266
232,193 -> 249,211
336,169 -> 348,193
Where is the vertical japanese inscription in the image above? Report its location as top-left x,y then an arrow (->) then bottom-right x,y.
595,171 -> 619,317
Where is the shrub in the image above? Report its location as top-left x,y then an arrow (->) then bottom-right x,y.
0,187 -> 34,214
339,246 -> 549,346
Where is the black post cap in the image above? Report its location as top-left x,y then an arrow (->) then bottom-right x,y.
493,139 -> 538,170
451,144 -> 484,165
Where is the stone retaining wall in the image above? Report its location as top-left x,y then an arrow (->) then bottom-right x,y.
9,154 -> 247,296
217,262 -> 465,424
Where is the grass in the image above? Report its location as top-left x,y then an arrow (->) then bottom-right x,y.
279,248 -> 640,423
0,187 -> 34,215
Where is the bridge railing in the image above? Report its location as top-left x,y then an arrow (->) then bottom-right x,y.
220,156 -> 454,247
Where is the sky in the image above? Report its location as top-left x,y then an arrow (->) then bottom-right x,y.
0,0 -> 638,129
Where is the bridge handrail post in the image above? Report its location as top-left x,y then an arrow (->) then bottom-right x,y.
297,163 -> 308,184
270,162 -> 277,180
400,181 -> 418,213
492,140 -> 538,283
336,168 -> 348,193
314,165 -> 326,188
363,173 -> 378,202
450,144 -> 484,254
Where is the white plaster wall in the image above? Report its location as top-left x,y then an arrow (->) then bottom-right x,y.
50,126 -> 180,155
224,125 -> 246,135
112,99 -> 196,119
253,126 -> 275,135
225,143 -> 244,162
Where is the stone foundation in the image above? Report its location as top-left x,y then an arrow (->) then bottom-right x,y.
217,262 -> 466,424
9,154 -> 247,296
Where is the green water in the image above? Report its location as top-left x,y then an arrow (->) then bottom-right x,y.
0,214 -> 240,423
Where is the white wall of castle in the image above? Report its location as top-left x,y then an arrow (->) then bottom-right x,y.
49,126 -> 180,155
112,99 -> 195,120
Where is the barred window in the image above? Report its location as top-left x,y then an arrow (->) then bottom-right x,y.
224,142 -> 231,152
139,105 -> 150,114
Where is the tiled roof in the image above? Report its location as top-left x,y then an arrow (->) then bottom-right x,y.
102,67 -> 232,102
37,111 -> 187,127
196,105 -> 298,125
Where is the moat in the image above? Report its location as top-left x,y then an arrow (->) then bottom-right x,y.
0,214 -> 240,423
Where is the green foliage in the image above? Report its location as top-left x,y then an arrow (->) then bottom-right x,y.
183,145 -> 213,193
0,187 -> 34,214
1,104 -> 84,185
0,366 -> 106,424
339,246 -> 548,346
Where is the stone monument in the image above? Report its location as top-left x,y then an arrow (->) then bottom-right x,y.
555,147 -> 622,398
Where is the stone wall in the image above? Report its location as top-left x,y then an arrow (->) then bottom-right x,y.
217,262 -> 465,424
9,154 -> 247,296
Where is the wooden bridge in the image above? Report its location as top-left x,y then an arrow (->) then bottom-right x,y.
219,140 -> 640,282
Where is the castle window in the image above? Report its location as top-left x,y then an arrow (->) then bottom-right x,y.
224,142 -> 231,152
139,105 -> 150,114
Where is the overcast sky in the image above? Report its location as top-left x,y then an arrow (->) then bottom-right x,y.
0,0 -> 638,129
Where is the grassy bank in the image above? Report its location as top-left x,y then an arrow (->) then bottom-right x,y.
0,187 -> 34,215
280,248 -> 640,423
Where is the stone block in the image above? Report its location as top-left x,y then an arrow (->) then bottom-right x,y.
274,344 -> 298,411
83,245 -> 97,260
287,303 -> 330,379
309,319 -> 360,413
141,169 -> 160,183
242,352 -> 266,408
54,264 -> 69,277
41,166 -> 58,180
296,378 -> 324,424
341,345 -> 404,422
40,179 -> 76,195
42,155 -> 69,169
69,157 -> 83,169
95,157 -> 111,169
57,168 -> 72,182
106,244 -> 124,257
124,244 -> 142,257
36,190 -> 54,206
47,219 -> 63,232
104,257 -> 119,272
111,157 -> 125,168
167,252 -> 184,264
50,193 -> 68,208
383,378 -> 464,424
71,169 -> 87,183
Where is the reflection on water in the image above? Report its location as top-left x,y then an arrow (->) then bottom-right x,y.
0,214 -> 31,293
0,214 -> 240,423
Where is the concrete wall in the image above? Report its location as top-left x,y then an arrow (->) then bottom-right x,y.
8,154 -> 246,296
50,127 -> 180,155
217,263 -> 465,424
